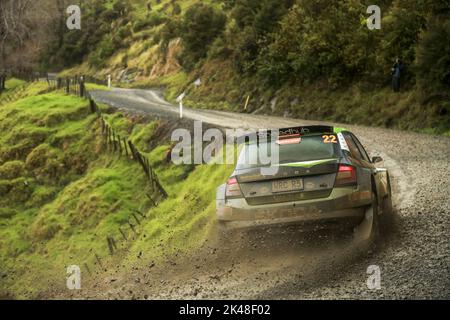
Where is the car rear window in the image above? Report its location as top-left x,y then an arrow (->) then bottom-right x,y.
236,134 -> 340,169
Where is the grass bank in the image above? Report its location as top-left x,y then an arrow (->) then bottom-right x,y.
138,61 -> 450,137
0,81 -> 233,298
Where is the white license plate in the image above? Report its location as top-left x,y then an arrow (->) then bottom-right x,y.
272,178 -> 304,193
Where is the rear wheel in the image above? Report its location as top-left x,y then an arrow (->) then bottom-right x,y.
380,179 -> 393,227
353,191 -> 381,248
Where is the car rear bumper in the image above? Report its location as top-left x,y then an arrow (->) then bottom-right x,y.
217,187 -> 370,230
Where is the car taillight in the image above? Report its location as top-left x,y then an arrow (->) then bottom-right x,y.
335,165 -> 357,187
226,177 -> 243,198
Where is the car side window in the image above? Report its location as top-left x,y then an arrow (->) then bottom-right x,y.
343,132 -> 363,160
351,134 -> 371,162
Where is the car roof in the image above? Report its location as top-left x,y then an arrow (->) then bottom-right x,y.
238,125 -> 347,143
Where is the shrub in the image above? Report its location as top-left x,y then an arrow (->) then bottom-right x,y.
28,215 -> 62,241
25,144 -> 66,183
0,161 -> 25,180
375,0 -> 427,83
415,18 -> 450,96
89,35 -> 116,67
257,1 -> 371,87
179,4 -> 227,69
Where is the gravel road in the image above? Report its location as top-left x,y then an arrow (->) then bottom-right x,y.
83,88 -> 450,299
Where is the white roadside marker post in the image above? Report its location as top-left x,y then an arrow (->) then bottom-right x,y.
244,95 -> 250,110
108,74 -> 112,88
180,99 -> 183,119
176,92 -> 186,119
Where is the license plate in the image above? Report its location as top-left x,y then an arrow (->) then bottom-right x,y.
272,178 -> 303,193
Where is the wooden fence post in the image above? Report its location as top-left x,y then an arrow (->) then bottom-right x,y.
146,194 -> 157,207
84,263 -> 91,276
94,253 -> 103,269
0,75 -> 5,92
106,125 -> 110,147
117,135 -> 122,154
128,222 -> 137,235
128,141 -> 136,160
80,76 -> 85,98
107,236 -> 117,255
101,117 -> 105,134
107,236 -> 114,255
89,99 -> 95,113
108,127 -> 113,150
119,227 -> 127,240
123,137 -> 129,157
133,209 -> 146,219
112,130 -> 117,152
131,212 -> 141,225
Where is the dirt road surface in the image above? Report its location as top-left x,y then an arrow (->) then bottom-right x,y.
71,88 -> 450,299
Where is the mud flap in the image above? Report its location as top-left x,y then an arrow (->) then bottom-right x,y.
353,205 -> 374,242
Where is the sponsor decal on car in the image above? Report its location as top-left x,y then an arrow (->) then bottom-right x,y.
337,132 -> 350,151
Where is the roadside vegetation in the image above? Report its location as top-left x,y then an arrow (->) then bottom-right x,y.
34,0 -> 449,136
1,1 -> 449,135
0,0 -> 448,299
0,81 -> 233,298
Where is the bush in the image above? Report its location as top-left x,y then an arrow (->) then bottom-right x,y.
415,18 -> 450,96
0,178 -> 32,203
28,215 -> 62,241
157,17 -> 182,49
0,161 -> 25,180
89,35 -> 116,67
375,0 -> 427,83
179,4 -> 227,70
25,144 -> 66,183
133,12 -> 168,32
257,1 -> 371,87
172,2 -> 182,16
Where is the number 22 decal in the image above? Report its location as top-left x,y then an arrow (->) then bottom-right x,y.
323,135 -> 337,144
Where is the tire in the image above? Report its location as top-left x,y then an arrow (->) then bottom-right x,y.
382,178 -> 393,216
353,191 -> 381,249
380,177 -> 394,231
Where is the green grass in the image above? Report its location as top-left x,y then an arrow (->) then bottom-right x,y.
0,83 -> 153,297
85,83 -> 111,91
0,78 -> 31,105
5,78 -> 26,90
0,81 -> 234,298
55,0 -> 449,137
143,61 -> 450,136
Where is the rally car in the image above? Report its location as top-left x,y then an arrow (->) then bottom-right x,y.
216,125 -> 393,242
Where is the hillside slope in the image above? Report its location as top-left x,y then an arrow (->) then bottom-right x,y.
0,81 -> 233,298
51,0 -> 449,135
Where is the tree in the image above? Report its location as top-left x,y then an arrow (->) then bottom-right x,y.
0,0 -> 35,70
415,18 -> 450,96
257,0 -> 372,87
179,4 -> 227,69
375,0 -> 427,83
229,0 -> 293,74
0,0 -> 58,72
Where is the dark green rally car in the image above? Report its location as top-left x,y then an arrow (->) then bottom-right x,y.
216,126 -> 393,241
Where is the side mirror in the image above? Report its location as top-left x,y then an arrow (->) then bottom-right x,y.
372,156 -> 383,163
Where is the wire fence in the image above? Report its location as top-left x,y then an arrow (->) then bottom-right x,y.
0,84 -> 28,106
0,74 -> 6,92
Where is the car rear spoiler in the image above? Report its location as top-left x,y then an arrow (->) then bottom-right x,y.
278,125 -> 334,136
237,126 -> 335,144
